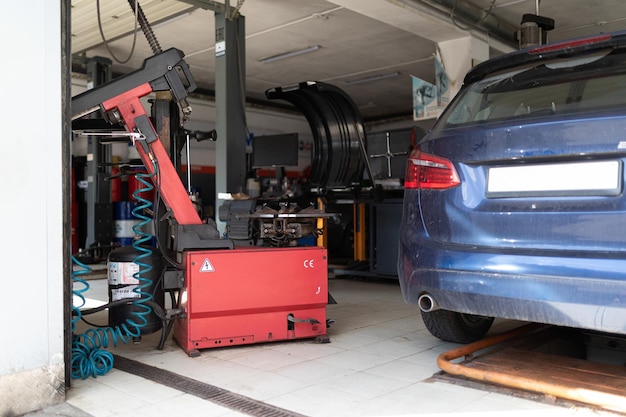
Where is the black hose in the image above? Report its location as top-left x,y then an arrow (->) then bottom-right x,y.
127,0 -> 162,54
265,82 -> 366,189
73,298 -> 135,316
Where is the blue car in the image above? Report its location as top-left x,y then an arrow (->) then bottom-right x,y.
398,31 -> 626,343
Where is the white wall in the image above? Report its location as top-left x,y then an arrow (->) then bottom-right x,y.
0,1 -> 65,415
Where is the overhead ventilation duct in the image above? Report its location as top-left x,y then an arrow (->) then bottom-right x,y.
419,0 -> 554,49
265,81 -> 366,190
398,0 -> 518,48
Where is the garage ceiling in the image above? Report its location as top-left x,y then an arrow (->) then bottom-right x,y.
70,0 -> 626,123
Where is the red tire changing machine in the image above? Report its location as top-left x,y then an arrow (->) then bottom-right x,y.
72,49 -> 330,357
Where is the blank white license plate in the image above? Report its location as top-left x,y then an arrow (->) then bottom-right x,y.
487,160 -> 622,197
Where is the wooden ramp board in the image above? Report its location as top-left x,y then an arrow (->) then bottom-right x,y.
437,325 -> 626,413
470,348 -> 626,406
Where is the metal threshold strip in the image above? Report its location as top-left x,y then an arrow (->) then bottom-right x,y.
437,323 -> 626,413
113,355 -> 307,417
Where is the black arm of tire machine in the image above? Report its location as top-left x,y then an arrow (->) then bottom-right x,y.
71,48 -> 232,251
72,48 -> 194,125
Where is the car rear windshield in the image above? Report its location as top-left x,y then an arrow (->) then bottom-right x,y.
437,48 -> 626,128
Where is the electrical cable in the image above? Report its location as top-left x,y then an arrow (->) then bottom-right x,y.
70,256 -> 115,379
235,23 -> 250,139
146,146 -> 186,350
228,0 -> 246,21
71,257 -> 90,334
151,156 -> 183,270
80,316 -> 108,329
450,0 -> 497,32
74,298 -> 136,316
96,0 -> 139,64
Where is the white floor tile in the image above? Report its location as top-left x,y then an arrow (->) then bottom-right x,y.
364,358 -> 439,383
323,371 -> 412,399
316,348 -> 396,371
270,339 -> 346,360
372,381 -> 491,414
326,328 -> 381,349
272,359 -> 354,384
66,379 -> 151,417
148,393 -> 235,416
268,383 -> 364,417
218,370 -> 309,401
64,277 -> 612,417
227,345 -> 311,371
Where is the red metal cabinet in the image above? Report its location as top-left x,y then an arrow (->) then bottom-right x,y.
174,246 -> 328,355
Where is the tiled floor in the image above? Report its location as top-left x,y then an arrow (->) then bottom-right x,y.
67,277 -> 610,417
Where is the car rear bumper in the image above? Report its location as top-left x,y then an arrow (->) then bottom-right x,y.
398,243 -> 626,335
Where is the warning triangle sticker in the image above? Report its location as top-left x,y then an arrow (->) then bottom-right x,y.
199,258 -> 215,272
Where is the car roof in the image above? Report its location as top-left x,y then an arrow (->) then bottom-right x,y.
465,30 -> 626,85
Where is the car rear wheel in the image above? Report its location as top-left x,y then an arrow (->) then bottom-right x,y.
420,309 -> 494,343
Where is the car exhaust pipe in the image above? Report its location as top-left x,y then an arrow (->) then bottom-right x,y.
418,293 -> 440,312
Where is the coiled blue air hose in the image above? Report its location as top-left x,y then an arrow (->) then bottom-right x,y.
71,161 -> 157,379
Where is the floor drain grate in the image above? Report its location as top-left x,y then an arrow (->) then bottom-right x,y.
113,355 -> 308,417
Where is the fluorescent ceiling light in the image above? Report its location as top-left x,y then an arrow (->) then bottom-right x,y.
345,72 -> 401,85
260,45 -> 321,64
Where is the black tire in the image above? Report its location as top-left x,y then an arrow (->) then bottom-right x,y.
420,309 -> 494,343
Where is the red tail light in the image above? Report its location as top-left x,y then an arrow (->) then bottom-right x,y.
404,150 -> 460,190
529,34 -> 612,54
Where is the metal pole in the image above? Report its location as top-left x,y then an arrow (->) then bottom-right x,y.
186,132 -> 192,194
